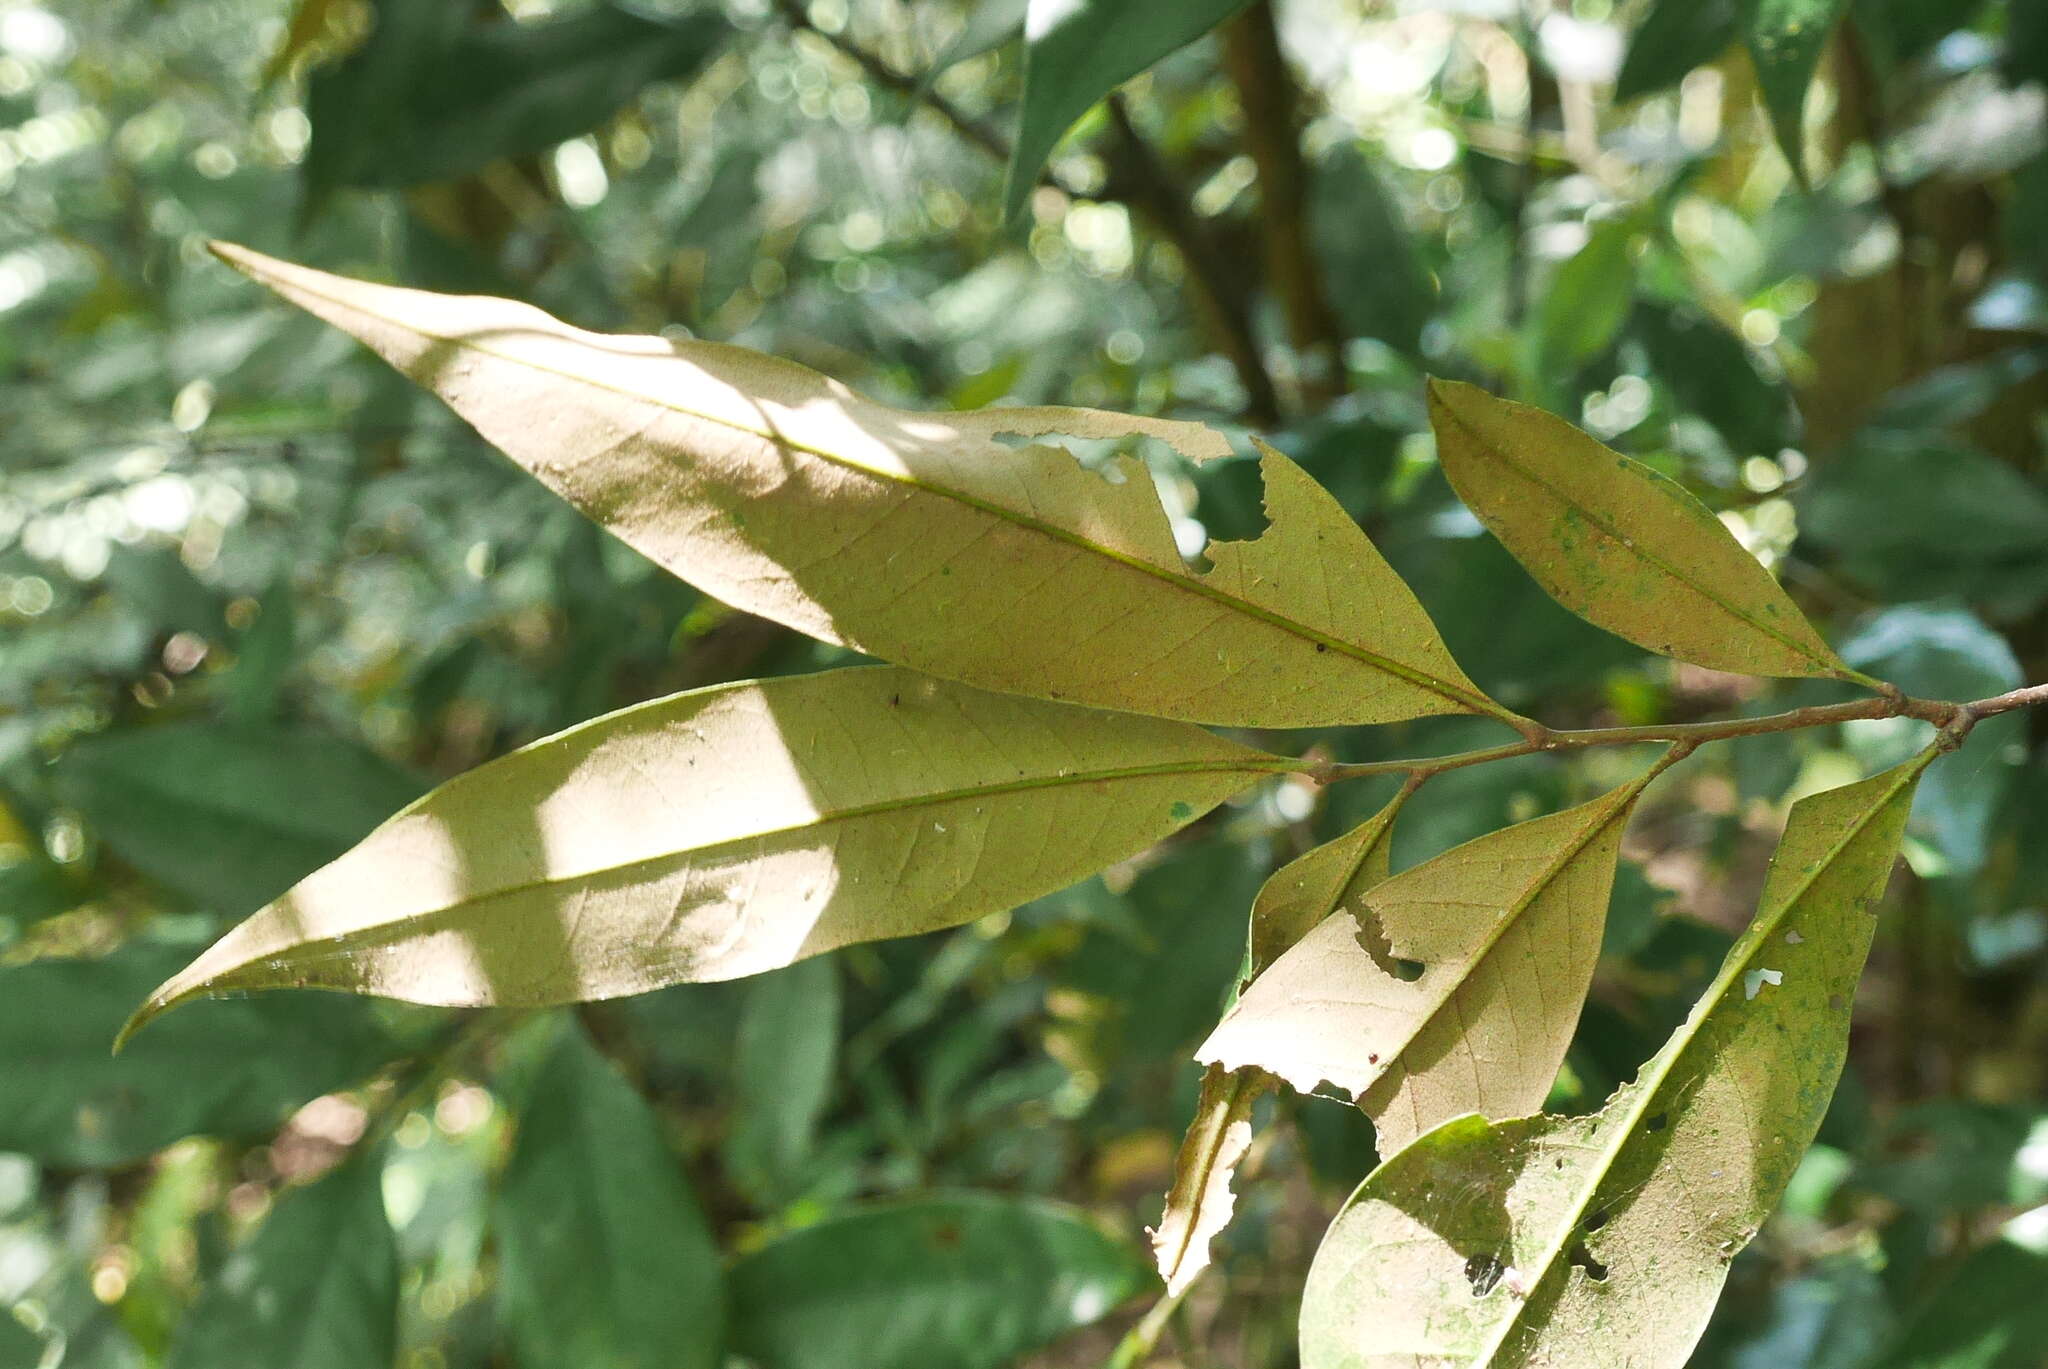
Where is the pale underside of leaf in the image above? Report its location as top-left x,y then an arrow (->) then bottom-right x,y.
1152,793 -> 1408,1293
209,243 -> 1505,731
122,666 -> 1283,1044
1428,378 -> 1857,683
1152,1064 -> 1267,1295
1201,772 -> 1653,1156
1299,752 -> 1930,1369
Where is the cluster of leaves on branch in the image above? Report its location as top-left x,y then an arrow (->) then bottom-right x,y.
114,238 -> 2045,1368
8,0 -> 2048,1367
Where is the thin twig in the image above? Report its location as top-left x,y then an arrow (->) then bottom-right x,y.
1219,1 -> 1346,410
1299,683 -> 2048,785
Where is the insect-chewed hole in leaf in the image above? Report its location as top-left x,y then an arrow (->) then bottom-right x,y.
1392,958 -> 1426,982
1350,913 -> 1425,982
1645,1111 -> 1669,1133
1569,1240 -> 1610,1282
1583,1208 -> 1610,1232
1464,1252 -> 1507,1297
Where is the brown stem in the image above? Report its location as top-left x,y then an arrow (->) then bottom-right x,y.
774,1 -> 1282,422
1304,684 -> 2048,784
1101,95 -> 1282,423
1219,1 -> 1346,410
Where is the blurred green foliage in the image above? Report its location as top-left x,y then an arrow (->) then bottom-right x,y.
1,0 -> 2045,1365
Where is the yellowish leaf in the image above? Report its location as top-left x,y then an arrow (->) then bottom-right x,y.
1299,751 -> 1931,1368
208,243 -> 1513,731
120,666 -> 1286,1045
1152,1065 -> 1266,1296
1151,792 -> 1408,1294
1429,378 -> 1865,684
1202,755 -> 1677,1155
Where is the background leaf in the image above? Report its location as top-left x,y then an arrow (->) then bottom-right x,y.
1743,0 -> 1852,184
1003,0 -> 1253,221
164,1158 -> 397,1369
0,944 -> 394,1167
304,1 -> 727,197
727,1194 -> 1145,1369
725,956 -> 841,1208
1616,0 -> 1741,102
494,1024 -> 723,1369
55,722 -> 422,912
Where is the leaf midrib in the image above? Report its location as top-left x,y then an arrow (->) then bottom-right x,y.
1434,397 -> 1835,674
241,754 -> 1291,961
275,260 -> 1501,721
1471,752 -> 1929,1365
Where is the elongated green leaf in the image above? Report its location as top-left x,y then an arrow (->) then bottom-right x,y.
1429,378 -> 1859,683
56,722 -> 423,912
1534,220 -> 1636,376
728,1194 -> 1145,1369
123,666 -> 1282,1040
496,1025 -> 722,1369
212,243 -> 1502,731
1742,0 -> 1851,185
305,1 -> 726,195
1,945 -> 393,1167
1615,0 -> 1739,103
1204,763 -> 1665,1156
1003,0 -> 1253,222
1299,752 -> 1931,1369
165,1158 -> 396,1369
726,956 -> 840,1207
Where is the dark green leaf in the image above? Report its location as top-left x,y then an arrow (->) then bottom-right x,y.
1617,0 -> 1740,102
55,722 -> 421,912
165,1158 -> 396,1369
495,1025 -> 723,1369
1742,0 -> 1852,184
0,1313 -> 45,1369
224,580 -> 297,725
1003,0 -> 1253,221
1535,220 -> 1636,374
727,1194 -> 1145,1369
305,1 -> 727,195
0,945 -> 394,1167
1871,1237 -> 2048,1369
1798,437 -> 2048,614
726,956 -> 840,1209
1313,144 -> 1433,355
1634,304 -> 1794,456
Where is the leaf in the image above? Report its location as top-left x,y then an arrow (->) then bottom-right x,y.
123,666 -> 1284,1040
1868,1236 -> 2048,1369
1298,752 -> 1930,1369
1741,0 -> 1851,185
56,722 -> 423,913
725,956 -> 840,1208
919,0 -> 1028,91
1152,1064 -> 1268,1296
1203,761 -> 1667,1155
1313,145 -> 1433,355
1633,304 -> 1793,458
164,1158 -> 397,1369
1003,0 -> 1254,221
0,944 -> 393,1167
495,1025 -> 723,1369
1615,0 -> 1740,102
1248,790 -> 1407,980
1533,220 -> 1636,376
727,1194 -> 1145,1369
260,0 -> 350,86
212,243 -> 1505,731
1429,378 -> 1860,683
304,1 -> 727,196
